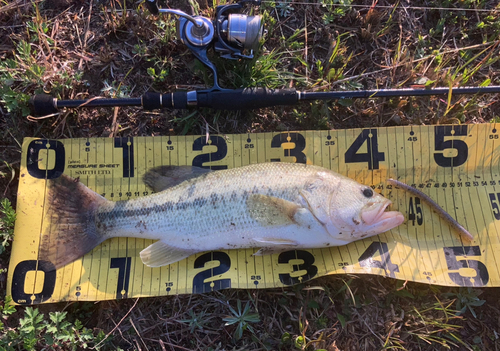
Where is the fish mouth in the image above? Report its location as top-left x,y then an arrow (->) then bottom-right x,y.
361,200 -> 405,229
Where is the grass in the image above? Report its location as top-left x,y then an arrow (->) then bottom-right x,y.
1,0 -> 500,349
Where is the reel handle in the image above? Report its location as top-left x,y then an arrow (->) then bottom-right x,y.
143,88 -> 298,110
144,0 -> 159,15
29,88 -> 299,115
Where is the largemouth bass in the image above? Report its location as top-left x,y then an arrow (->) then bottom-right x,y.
39,162 -> 404,269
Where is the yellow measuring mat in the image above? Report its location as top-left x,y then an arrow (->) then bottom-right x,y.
8,124 -> 500,305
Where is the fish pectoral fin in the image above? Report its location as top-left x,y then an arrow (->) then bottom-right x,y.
143,166 -> 212,192
299,188 -> 328,226
139,241 -> 197,267
253,237 -> 299,245
253,246 -> 297,256
252,238 -> 299,256
247,194 -> 301,226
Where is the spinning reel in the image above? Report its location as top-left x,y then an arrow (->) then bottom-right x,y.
144,0 -> 263,90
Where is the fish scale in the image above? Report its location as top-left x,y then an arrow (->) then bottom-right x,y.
98,163 -> 308,239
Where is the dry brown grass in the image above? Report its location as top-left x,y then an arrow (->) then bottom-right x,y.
1,0 -> 500,350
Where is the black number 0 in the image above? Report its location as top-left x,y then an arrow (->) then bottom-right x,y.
26,139 -> 65,179
11,260 -> 56,304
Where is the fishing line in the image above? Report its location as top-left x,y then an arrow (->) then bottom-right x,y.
262,1 -> 500,13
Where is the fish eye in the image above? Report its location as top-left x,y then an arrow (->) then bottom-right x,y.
362,188 -> 373,198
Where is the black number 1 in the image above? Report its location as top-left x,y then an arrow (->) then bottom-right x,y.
114,138 -> 134,178
110,257 -> 132,299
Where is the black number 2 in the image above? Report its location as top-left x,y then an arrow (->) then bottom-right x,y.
192,252 -> 231,293
192,136 -> 228,170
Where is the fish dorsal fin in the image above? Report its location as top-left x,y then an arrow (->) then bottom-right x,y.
139,241 -> 197,267
246,194 -> 301,226
143,166 -> 212,192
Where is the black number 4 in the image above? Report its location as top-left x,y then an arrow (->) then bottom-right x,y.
408,197 -> 423,226
358,242 -> 399,278
345,129 -> 385,170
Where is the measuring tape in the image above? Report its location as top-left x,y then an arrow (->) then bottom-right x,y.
7,124 -> 500,305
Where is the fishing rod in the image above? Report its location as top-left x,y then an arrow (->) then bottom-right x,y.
29,0 -> 500,116
30,86 -> 500,115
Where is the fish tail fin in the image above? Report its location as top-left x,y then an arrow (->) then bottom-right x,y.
39,175 -> 109,270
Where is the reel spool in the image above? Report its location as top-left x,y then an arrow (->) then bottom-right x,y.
144,0 -> 263,90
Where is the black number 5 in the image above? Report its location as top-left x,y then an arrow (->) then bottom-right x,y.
434,126 -> 468,167
489,193 -> 500,220
443,246 -> 489,287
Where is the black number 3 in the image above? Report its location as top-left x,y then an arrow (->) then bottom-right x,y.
278,250 -> 318,285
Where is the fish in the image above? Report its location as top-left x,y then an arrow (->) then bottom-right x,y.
38,162 -> 405,270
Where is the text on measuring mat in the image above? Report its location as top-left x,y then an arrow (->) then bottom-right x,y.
67,161 -> 119,175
